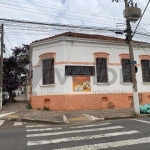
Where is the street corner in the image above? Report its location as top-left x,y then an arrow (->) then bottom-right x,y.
65,114 -> 90,124
3,114 -> 21,122
17,114 -> 65,125
63,115 -> 70,124
83,114 -> 105,122
0,112 -> 17,119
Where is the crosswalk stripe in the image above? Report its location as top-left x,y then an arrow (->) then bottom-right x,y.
26,125 -> 50,128
27,127 -> 62,132
0,120 -> 5,126
26,126 -> 124,138
0,112 -> 16,118
27,130 -> 139,146
26,122 -> 111,132
53,136 -> 150,150
14,122 -> 23,126
69,122 -> 111,129
132,119 -> 150,124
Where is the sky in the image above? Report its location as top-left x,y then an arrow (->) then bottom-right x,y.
0,0 -> 149,57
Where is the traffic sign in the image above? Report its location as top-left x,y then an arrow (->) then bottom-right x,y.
130,61 -> 137,65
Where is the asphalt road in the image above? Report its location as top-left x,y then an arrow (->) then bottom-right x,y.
1,118 -> 150,150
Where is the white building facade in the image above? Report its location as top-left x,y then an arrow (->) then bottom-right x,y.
30,32 -> 150,110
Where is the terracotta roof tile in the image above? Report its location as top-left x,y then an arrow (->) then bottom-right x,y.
32,32 -> 146,44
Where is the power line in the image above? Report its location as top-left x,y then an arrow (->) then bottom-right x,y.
133,0 -> 150,37
0,18 -> 144,35
5,24 -> 149,35
0,2 -> 119,26
4,46 -> 11,57
6,0 -> 125,21
2,0 -> 150,36
0,18 -> 150,42
4,25 -> 115,33
4,23 -> 150,37
4,31 -> 14,48
0,18 -> 116,32
1,17 -> 150,33
3,23 -> 117,31
4,24 -> 150,38
4,31 -> 150,46
0,18 -> 150,45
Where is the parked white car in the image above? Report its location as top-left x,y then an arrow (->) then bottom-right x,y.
2,92 -> 9,105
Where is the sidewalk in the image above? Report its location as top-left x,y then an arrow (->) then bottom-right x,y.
0,101 -> 147,125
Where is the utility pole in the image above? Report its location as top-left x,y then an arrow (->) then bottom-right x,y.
112,0 -> 141,115
0,24 -> 4,110
126,20 -> 140,115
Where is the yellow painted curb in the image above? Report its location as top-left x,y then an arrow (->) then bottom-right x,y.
6,115 -> 19,118
68,116 -> 88,122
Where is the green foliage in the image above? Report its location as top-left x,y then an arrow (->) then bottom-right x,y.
43,106 -> 49,110
132,113 -> 138,118
26,103 -> 32,109
10,118 -> 16,121
3,44 -> 30,101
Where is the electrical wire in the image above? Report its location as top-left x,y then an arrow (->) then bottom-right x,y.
0,18 -> 150,46
4,31 -> 14,48
6,0 -> 126,21
0,2 -> 119,26
132,0 -> 150,37
3,44 -> 11,58
2,0 -> 150,33
0,18 -> 117,32
0,18 -> 143,34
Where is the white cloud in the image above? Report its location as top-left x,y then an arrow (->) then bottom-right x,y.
0,0 -> 149,56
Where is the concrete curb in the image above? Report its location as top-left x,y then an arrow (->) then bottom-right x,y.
139,114 -> 150,118
63,115 -> 70,124
104,114 -> 150,120
83,114 -> 104,122
2,113 -> 150,125
21,115 -> 150,123
0,112 -> 16,118
4,117 -> 65,125
20,118 -> 65,125
104,116 -> 135,120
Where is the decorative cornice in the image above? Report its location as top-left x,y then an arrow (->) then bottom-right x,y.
39,52 -> 56,60
139,55 -> 150,60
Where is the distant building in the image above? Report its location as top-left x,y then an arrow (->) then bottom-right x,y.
14,85 -> 26,96
30,32 -> 150,110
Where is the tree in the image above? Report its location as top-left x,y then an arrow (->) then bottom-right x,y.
3,44 -> 30,102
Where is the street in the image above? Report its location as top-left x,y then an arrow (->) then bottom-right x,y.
1,118 -> 150,149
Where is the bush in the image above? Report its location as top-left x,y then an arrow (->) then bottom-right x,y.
10,118 -> 16,121
26,103 -> 32,109
43,106 -> 49,110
